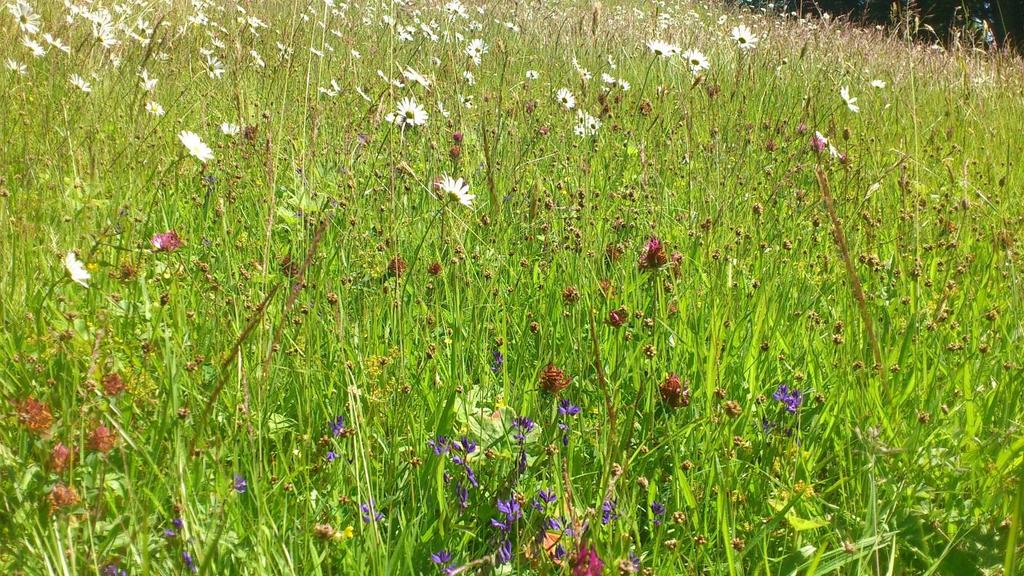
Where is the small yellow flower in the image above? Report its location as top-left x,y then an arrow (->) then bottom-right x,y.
338,525 -> 354,541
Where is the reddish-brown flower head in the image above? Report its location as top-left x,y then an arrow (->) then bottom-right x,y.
387,256 -> 407,278
671,252 -> 684,276
17,397 -> 53,435
660,374 -> 691,408
607,306 -> 628,328
50,443 -> 73,472
88,425 -> 117,453
151,230 -> 183,252
639,236 -> 668,270
540,363 -> 570,394
562,286 -> 580,304
102,372 -> 126,396
49,483 -> 80,513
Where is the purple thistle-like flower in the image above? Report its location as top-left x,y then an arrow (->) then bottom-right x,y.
558,399 -> 581,416
454,437 -> 477,454
100,563 -> 127,576
512,416 -> 535,431
512,416 -> 535,439
162,528 -> 176,539
431,550 -> 452,565
464,462 -> 479,488
331,415 -> 346,436
454,482 -> 469,509
533,489 -> 557,513
511,417 -> 534,474
496,539 -> 513,565
492,498 -> 522,531
558,399 -> 580,446
233,474 -> 247,494
491,349 -> 504,374
601,499 -> 618,525
428,435 -> 450,455
182,551 -> 198,573
326,450 -> 337,462
497,498 -> 521,519
651,501 -> 666,526
360,500 -> 384,523
558,422 -> 571,446
773,384 -> 804,414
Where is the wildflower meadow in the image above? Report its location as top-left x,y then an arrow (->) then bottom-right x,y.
1,0 -> 1022,574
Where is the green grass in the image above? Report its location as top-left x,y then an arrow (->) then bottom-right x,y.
1,1 -> 1022,574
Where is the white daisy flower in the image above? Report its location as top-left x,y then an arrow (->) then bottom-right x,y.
730,25 -> 758,50
525,70 -> 539,80
179,130 -> 214,163
437,175 -> 474,207
445,0 -> 468,19
145,101 -> 164,116
8,0 -> 41,35
69,74 -> 91,93
43,33 -> 70,54
646,39 -> 680,58
385,97 -> 428,128
465,38 -> 487,65
682,49 -> 710,75
205,54 -> 225,79
23,37 -> 46,58
320,79 -> 342,97
6,58 -> 27,75
65,251 -> 90,287
220,122 -> 240,136
574,110 -> 601,137
556,88 -> 576,110
138,69 -> 158,91
403,67 -> 431,88
840,86 -> 859,113
869,79 -> 886,89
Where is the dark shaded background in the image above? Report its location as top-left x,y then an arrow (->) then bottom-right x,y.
735,1 -> 1022,49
